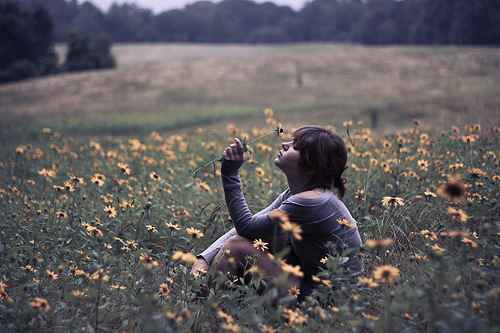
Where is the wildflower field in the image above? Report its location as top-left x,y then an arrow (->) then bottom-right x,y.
0,110 -> 499,332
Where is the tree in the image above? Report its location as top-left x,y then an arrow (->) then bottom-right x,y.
0,1 -> 57,83
63,32 -> 115,72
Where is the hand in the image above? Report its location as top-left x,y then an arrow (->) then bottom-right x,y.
223,138 -> 245,161
190,258 -> 209,277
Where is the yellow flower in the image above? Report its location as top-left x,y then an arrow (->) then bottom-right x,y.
165,222 -> 181,231
71,289 -> 87,298
417,159 -> 429,171
186,227 -> 204,239
437,175 -> 466,201
282,308 -> 308,326
461,134 -> 478,143
90,173 -> 106,186
280,261 -> 304,278
159,283 -> 170,297
270,209 -> 302,241
337,217 -> 353,229
217,308 -> 235,324
56,211 -> 68,220
420,229 -> 438,241
30,297 -> 51,312
365,238 -> 394,249
104,206 -> 117,219
381,196 -> 405,207
358,276 -> 379,288
342,120 -> 353,129
461,237 -> 478,248
38,168 -> 57,178
117,162 -> 131,176
259,324 -> 276,333
447,207 -> 469,223
361,312 -> 379,321
171,251 -> 197,265
253,239 -> 269,251
139,254 -> 160,269
222,323 -> 240,333
83,224 -> 104,237
255,167 -> 265,178
288,286 -> 301,297
195,180 -> 212,193
372,265 -> 400,284
423,190 -> 437,198
431,244 -> 446,256
467,167 -> 487,178
149,171 -> 161,181
263,107 -> 274,119
146,224 -> 158,233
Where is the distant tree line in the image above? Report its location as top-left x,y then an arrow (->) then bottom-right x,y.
2,0 -> 499,84
17,0 -> 500,45
0,0 -> 115,84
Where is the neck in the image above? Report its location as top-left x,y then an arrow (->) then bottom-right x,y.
287,175 -> 313,195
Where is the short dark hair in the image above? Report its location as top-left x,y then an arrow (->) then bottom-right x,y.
292,126 -> 348,198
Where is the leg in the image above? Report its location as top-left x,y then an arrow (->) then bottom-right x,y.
211,235 -> 300,296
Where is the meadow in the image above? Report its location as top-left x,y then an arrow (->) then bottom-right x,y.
0,44 -> 499,332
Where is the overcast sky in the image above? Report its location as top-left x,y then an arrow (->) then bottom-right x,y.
88,0 -> 309,13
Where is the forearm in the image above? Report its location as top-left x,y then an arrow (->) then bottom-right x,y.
220,160 -> 264,239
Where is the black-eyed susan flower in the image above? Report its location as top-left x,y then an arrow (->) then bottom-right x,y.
104,206 -> 117,219
288,286 -> 301,297
139,254 -> 160,269
361,312 -> 379,321
431,244 -> 446,256
270,209 -> 302,241
159,283 -> 170,297
186,227 -> 204,239
372,265 -> 400,284
90,173 -> 106,186
56,211 -> 68,220
365,238 -> 394,249
171,251 -> 197,265
165,222 -> 181,231
117,162 -> 131,176
358,276 -> 379,288
255,167 -> 265,178
337,217 -> 353,229
282,308 -> 308,326
253,239 -> 269,251
149,171 -> 161,181
447,207 -> 469,223
30,297 -> 50,312
280,261 -> 304,278
259,324 -> 276,333
381,196 -> 405,207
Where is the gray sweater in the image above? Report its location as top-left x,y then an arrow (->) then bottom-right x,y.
198,159 -> 363,297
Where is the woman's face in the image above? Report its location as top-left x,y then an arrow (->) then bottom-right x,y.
274,139 -> 302,175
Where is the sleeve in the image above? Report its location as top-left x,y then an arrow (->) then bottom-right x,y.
220,159 -> 287,241
197,159 -> 289,264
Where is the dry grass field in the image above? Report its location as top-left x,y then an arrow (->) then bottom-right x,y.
1,43 -> 499,140
1,44 -> 499,332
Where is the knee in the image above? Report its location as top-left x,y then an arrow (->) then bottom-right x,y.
221,235 -> 256,260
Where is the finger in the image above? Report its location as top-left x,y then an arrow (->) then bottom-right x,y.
227,147 -> 235,160
224,148 -> 231,160
234,138 -> 244,157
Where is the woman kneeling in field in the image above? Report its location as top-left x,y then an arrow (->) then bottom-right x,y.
191,126 -> 363,300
